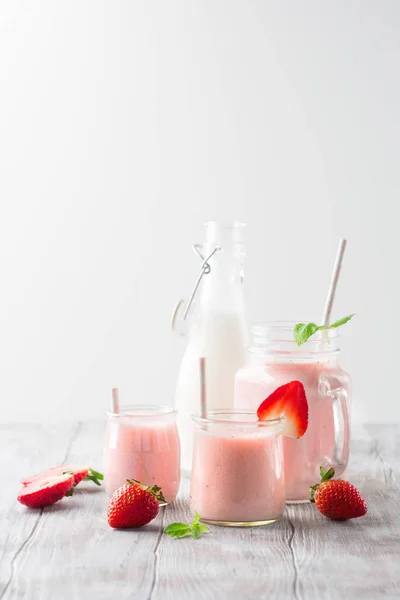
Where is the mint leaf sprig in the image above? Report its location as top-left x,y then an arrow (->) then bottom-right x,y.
164,513 -> 209,540
293,314 -> 355,346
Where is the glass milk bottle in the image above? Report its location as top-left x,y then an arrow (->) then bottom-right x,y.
234,322 -> 351,502
173,221 -> 248,475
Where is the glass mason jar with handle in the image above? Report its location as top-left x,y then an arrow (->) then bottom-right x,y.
234,322 -> 351,503
173,221 -> 248,476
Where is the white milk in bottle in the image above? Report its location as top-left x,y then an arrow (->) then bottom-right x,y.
174,221 -> 248,475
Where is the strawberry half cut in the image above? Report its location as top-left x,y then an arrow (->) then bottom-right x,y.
21,465 -> 103,487
257,380 -> 309,438
18,473 -> 75,508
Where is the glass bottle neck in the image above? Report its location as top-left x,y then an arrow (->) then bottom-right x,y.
199,249 -> 245,311
187,220 -> 247,318
203,250 -> 243,283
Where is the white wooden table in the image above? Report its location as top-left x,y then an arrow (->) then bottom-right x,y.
1,421 -> 399,600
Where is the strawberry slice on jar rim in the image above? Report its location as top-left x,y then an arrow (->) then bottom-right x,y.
257,380 -> 309,438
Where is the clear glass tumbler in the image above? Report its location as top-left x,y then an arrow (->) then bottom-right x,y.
104,405 -> 181,504
190,409 -> 284,526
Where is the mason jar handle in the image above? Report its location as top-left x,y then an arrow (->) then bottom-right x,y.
318,375 -> 349,468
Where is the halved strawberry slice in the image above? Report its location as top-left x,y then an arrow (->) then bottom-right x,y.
18,473 -> 75,508
21,465 -> 103,487
257,380 -> 309,438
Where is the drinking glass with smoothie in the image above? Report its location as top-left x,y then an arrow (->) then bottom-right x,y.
190,410 -> 285,526
234,322 -> 351,503
104,405 -> 181,504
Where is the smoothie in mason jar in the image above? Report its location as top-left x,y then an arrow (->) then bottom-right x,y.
234,323 -> 351,502
104,406 -> 180,503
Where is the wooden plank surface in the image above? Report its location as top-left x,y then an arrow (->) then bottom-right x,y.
0,421 -> 399,600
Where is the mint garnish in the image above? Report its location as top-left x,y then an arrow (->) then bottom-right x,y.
293,314 -> 355,346
164,523 -> 192,538
328,314 -> 355,328
164,512 -> 209,539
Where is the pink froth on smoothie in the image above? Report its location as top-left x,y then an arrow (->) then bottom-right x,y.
234,323 -> 351,502
190,411 -> 285,525
104,406 -> 180,503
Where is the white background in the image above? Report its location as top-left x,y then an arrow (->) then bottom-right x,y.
0,1 -> 398,424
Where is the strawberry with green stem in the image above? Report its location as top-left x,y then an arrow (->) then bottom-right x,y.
107,479 -> 165,529
310,466 -> 367,521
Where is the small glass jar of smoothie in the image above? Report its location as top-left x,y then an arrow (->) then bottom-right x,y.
104,405 -> 180,504
190,410 -> 285,526
234,323 -> 351,503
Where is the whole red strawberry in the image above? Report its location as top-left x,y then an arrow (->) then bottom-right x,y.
310,466 -> 367,521
107,479 -> 165,529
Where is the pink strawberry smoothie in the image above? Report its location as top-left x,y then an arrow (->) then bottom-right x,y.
235,361 -> 350,502
104,406 -> 180,503
190,411 -> 285,525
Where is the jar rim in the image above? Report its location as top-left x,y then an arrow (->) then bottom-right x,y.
192,409 -> 283,428
106,404 -> 176,419
251,321 -> 339,338
249,321 -> 340,359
